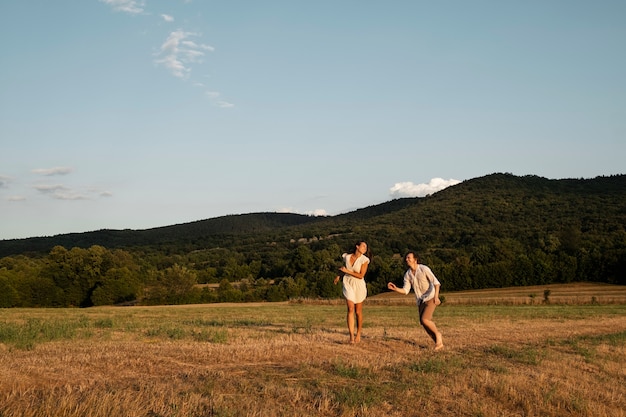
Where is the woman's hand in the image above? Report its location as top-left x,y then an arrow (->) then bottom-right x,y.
387,282 -> 397,291
333,276 -> 340,285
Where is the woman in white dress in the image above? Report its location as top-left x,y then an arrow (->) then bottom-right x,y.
333,241 -> 371,344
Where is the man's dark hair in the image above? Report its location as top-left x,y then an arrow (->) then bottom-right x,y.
405,251 -> 420,263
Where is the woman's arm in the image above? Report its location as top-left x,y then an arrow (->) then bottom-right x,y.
339,260 -> 369,280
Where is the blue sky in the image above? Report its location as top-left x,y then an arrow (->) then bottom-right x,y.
1,1 -> 624,240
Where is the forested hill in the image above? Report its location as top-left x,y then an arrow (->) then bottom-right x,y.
0,173 -> 624,259
1,173 -> 624,307
0,212 -> 321,257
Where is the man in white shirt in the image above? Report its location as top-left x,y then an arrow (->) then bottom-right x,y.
387,251 -> 444,350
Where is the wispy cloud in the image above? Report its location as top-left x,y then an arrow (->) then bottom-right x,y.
100,0 -> 145,14
217,101 -> 235,108
7,195 -> 26,202
102,3 -> 233,107
33,184 -> 86,200
155,30 -> 214,79
205,91 -> 235,108
32,167 -> 73,176
0,175 -> 12,188
33,184 -> 112,201
390,178 -> 461,198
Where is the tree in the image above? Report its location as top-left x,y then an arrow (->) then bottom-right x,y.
160,264 -> 197,304
287,245 -> 315,276
0,275 -> 20,307
217,278 -> 242,302
91,267 -> 141,306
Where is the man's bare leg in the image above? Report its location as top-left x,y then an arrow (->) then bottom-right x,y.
420,300 -> 443,350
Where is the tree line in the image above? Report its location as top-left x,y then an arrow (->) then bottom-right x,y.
0,233 -> 623,308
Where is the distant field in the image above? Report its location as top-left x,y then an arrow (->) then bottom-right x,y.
0,284 -> 625,417
370,282 -> 626,305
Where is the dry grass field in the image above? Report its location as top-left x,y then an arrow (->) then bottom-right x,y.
371,282 -> 626,305
1,283 -> 625,417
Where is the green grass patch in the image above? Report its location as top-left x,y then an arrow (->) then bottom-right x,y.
485,344 -> 543,366
191,329 -> 228,343
331,360 -> 367,379
0,316 -> 92,350
558,330 -> 626,362
182,318 -> 273,327
334,384 -> 384,409
408,356 -> 450,374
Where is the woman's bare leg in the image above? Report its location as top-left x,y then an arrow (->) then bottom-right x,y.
354,302 -> 363,343
346,300 -> 356,343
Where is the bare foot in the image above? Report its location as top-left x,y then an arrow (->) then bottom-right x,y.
434,332 -> 443,351
354,334 -> 361,343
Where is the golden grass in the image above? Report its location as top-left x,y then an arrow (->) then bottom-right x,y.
1,283 -> 625,417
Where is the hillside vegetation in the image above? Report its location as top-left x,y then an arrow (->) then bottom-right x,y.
0,173 -> 624,307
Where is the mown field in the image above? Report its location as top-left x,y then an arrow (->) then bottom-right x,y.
1,283 -> 625,417
372,281 -> 626,305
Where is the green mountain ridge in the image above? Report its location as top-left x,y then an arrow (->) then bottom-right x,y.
1,172 -> 624,259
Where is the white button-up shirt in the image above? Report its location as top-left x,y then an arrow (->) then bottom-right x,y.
399,264 -> 441,304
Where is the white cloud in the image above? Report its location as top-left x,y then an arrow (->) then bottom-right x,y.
7,195 -> 26,202
205,91 -> 234,108
100,0 -> 145,14
52,192 -> 89,201
32,167 -> 73,176
0,175 -> 12,188
33,184 -> 111,201
34,184 -> 69,194
182,40 -> 214,52
390,177 -> 461,198
155,30 -> 215,79
278,207 -> 328,217
102,3 -> 232,107
34,184 -> 87,200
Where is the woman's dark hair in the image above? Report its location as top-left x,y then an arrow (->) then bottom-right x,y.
352,240 -> 372,259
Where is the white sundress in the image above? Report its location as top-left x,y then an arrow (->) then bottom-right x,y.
341,253 -> 370,303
